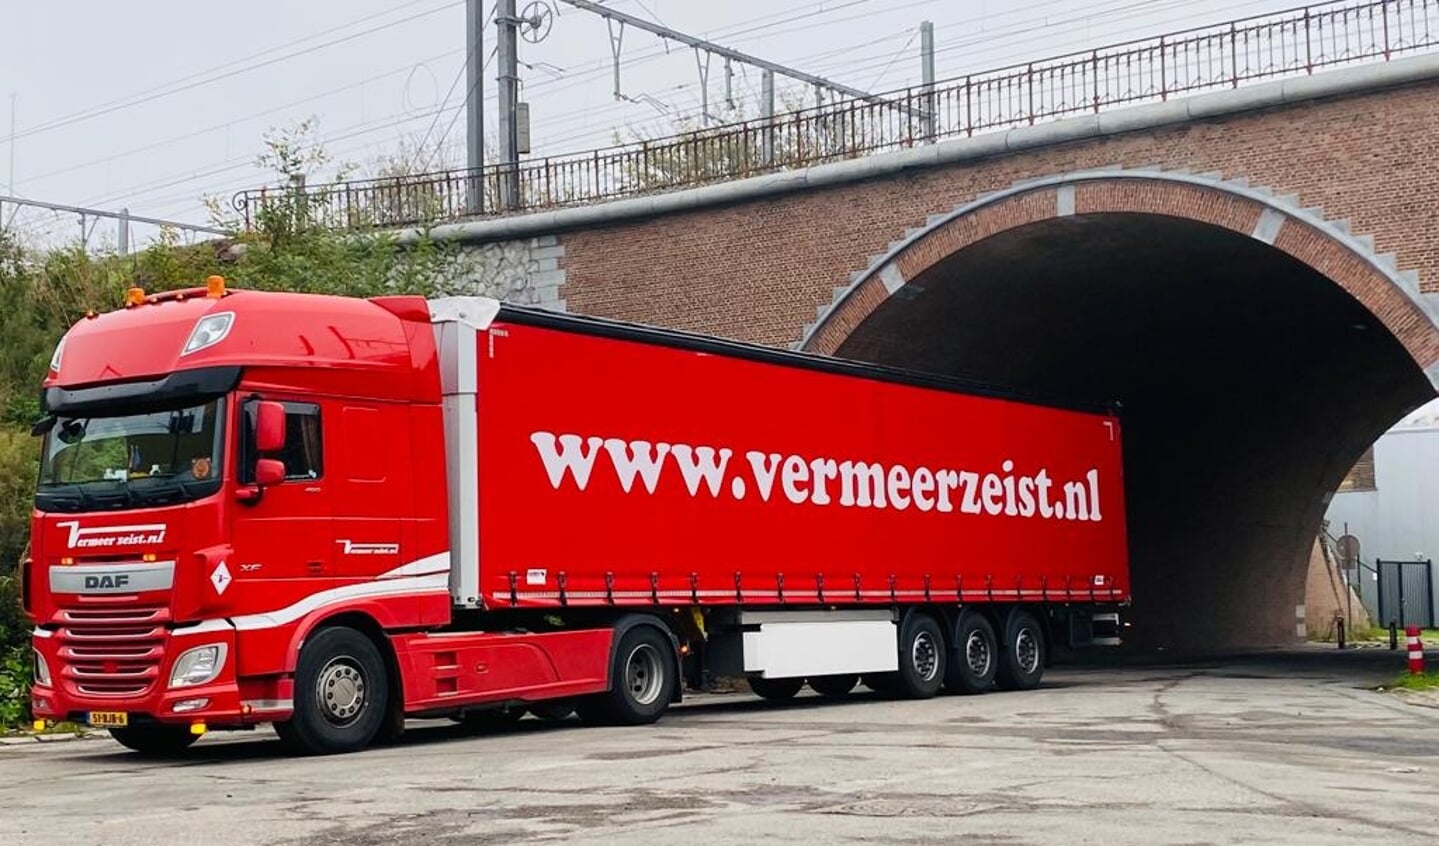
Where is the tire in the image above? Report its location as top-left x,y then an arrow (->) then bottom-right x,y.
895,613 -> 946,699
283,626 -> 390,755
110,724 -> 198,757
747,675 -> 805,701
995,609 -> 1046,691
943,611 -> 998,695
808,674 -> 859,698
575,624 -> 676,726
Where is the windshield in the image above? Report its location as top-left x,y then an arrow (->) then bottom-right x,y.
36,399 -> 226,512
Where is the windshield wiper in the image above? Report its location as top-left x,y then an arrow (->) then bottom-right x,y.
132,474 -> 204,506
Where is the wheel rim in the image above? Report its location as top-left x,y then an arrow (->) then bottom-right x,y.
965,630 -> 992,677
317,656 -> 367,726
1015,627 -> 1041,674
911,631 -> 940,682
625,643 -> 664,706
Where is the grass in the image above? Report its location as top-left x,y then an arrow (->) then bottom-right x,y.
1389,671 -> 1439,691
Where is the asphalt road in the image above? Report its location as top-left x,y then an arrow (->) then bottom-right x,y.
3,647 -> 1437,846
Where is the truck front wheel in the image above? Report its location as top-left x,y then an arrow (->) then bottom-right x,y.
282,626 -> 390,755
110,724 -> 198,757
577,625 -> 676,726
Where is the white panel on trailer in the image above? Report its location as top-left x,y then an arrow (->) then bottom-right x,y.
431,298 -> 490,608
741,610 -> 898,678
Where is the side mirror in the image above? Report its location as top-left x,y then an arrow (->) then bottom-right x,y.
254,401 -> 286,453
255,458 -> 285,488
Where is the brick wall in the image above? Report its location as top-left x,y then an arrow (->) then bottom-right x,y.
557,80 -> 1439,347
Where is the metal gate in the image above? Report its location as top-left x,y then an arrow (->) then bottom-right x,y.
1376,559 -> 1435,629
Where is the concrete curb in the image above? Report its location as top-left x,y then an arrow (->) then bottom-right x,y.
1391,688 -> 1439,709
0,729 -> 106,746
395,52 -> 1439,246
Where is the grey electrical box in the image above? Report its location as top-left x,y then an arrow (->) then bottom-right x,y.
516,102 -> 531,155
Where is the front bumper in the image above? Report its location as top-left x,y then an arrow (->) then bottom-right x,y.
31,623 -> 258,727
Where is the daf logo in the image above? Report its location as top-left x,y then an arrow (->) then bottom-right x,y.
84,574 -> 131,590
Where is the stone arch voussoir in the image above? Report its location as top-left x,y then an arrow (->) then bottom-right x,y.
797,168 -> 1439,387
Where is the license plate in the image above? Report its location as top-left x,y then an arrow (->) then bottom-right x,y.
88,711 -> 128,728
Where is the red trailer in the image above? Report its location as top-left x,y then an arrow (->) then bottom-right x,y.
26,279 -> 1128,756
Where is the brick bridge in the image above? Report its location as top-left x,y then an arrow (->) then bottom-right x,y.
250,2 -> 1439,649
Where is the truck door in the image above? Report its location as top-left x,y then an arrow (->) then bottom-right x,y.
229,398 -> 334,609
331,404 -> 404,581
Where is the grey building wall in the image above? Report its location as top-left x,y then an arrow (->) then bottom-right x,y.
1326,402 -> 1439,626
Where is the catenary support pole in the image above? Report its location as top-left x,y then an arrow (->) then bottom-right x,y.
466,0 -> 486,215
496,0 -> 520,210
920,21 -> 936,143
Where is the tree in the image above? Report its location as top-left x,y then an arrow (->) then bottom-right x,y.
0,121 -> 474,726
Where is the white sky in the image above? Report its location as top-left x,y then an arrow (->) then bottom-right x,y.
0,0 -> 1308,248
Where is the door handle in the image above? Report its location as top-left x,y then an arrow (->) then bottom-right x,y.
306,560 -> 324,575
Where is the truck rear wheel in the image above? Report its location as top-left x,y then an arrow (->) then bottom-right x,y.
895,613 -> 946,699
748,675 -> 805,700
809,674 -> 859,698
110,724 -> 198,757
996,609 -> 1046,691
283,626 -> 389,755
576,624 -> 676,726
943,611 -> 997,695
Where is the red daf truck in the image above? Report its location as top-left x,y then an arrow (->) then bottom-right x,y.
23,276 -> 1129,756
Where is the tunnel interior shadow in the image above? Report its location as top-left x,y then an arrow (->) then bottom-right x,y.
836,213 -> 1436,650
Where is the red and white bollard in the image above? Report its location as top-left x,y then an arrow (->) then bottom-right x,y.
1407,625 -> 1426,675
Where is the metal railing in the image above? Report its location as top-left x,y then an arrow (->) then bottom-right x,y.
232,0 -> 1439,230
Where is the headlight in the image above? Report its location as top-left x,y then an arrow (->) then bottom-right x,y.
169,644 -> 227,688
34,651 -> 51,687
181,312 -> 235,356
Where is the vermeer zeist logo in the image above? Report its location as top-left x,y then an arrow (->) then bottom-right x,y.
57,521 -> 167,549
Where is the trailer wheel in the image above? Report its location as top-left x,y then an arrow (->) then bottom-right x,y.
808,674 -> 859,698
284,626 -> 389,754
943,612 -> 997,695
747,675 -> 805,700
110,724 -> 198,757
576,625 -> 676,726
895,613 -> 946,699
996,609 -> 1046,691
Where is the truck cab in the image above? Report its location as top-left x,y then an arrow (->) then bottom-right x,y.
26,278 -> 451,753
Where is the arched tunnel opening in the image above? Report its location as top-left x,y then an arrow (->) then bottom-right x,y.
834,213 -> 1437,651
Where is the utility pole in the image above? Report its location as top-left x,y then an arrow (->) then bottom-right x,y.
496,0 -> 520,210
118,208 -> 130,256
760,70 -> 775,166
2,94 -> 15,231
920,22 -> 936,143
465,0 -> 486,214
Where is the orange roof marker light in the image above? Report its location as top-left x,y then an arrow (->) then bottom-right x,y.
125,286 -> 146,307
206,275 -> 227,298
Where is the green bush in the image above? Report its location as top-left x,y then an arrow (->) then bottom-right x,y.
0,641 -> 30,728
